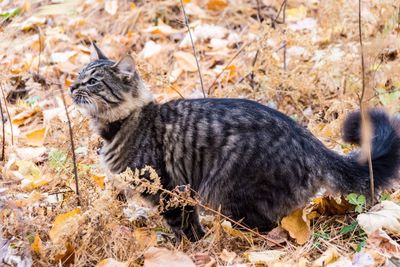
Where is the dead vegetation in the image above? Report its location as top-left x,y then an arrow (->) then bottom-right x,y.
0,0 -> 400,266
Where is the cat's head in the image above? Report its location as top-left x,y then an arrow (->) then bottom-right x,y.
70,43 -> 153,122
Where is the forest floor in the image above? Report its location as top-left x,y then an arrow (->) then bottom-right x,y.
0,0 -> 400,266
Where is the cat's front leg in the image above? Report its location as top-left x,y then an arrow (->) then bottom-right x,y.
161,205 -> 205,242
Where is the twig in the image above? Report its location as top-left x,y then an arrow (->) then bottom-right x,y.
36,26 -> 42,76
358,0 -> 374,202
272,0 -> 287,26
179,0 -> 206,98
255,0 -> 262,23
0,83 -> 13,145
0,96 -> 4,161
59,87 -> 80,206
282,0 -> 287,70
250,50 -> 259,91
207,42 -> 249,95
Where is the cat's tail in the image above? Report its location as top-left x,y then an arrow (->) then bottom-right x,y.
333,109 -> 400,195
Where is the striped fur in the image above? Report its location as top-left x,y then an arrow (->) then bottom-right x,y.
70,45 -> 400,242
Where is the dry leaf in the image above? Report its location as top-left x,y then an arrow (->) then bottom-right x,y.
367,229 -> 400,257
12,108 -> 42,126
206,0 -> 228,11
311,196 -> 352,216
174,51 -> 198,72
144,247 -> 196,267
51,51 -> 77,63
220,249 -> 237,264
96,258 -> 129,267
49,208 -> 81,243
15,147 -> 46,162
23,127 -> 46,147
133,228 -> 157,250
286,5 -> 307,22
281,208 -> 310,245
357,201 -> 400,235
16,160 -> 50,190
245,250 -> 285,265
104,0 -> 118,15
140,41 -> 162,59
312,247 -> 339,267
143,24 -> 179,35
31,233 -> 42,254
91,174 -> 105,189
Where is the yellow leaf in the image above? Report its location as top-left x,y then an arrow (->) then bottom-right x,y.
17,160 -> 51,191
91,174 -> 105,189
312,247 -> 339,267
174,51 -> 198,72
31,233 -> 43,254
286,5 -> 307,22
221,220 -> 249,240
183,0 -> 191,3
130,3 -> 136,10
311,196 -> 352,217
281,208 -> 310,245
206,0 -> 228,11
49,208 -> 81,243
97,258 -> 129,267
24,127 -> 46,147
12,108 -> 42,126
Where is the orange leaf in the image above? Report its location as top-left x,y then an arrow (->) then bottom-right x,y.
207,0 -> 228,11
281,208 -> 310,245
91,174 -> 105,189
49,208 -> 81,242
31,233 -> 43,254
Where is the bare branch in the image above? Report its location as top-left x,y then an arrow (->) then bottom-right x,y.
358,0 -> 374,202
0,83 -> 13,145
0,95 -> 4,161
59,87 -> 81,206
179,0 -> 206,98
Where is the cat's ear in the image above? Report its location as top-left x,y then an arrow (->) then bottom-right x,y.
90,42 -> 108,61
113,55 -> 137,75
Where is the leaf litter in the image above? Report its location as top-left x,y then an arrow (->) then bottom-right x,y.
0,0 -> 399,266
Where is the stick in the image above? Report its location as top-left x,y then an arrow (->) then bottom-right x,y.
358,0 -> 374,202
179,0 -> 206,98
59,87 -> 81,206
0,96 -> 4,161
0,83 -> 13,145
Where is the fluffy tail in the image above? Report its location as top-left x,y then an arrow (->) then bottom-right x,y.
334,109 -> 400,195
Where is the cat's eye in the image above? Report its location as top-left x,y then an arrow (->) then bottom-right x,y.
86,78 -> 98,85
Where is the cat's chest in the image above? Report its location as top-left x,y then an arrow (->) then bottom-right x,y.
100,137 -> 131,174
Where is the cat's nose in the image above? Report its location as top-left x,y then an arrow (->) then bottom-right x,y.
70,83 -> 79,94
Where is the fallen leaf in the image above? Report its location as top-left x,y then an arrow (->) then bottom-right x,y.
15,147 -> 46,162
31,233 -> 42,254
49,208 -> 81,243
144,247 -> 196,267
12,107 -> 42,126
220,249 -> 237,264
143,24 -> 179,35
265,227 -> 288,246
281,208 -> 310,245
20,16 -> 46,31
104,0 -> 118,15
96,258 -> 129,267
367,229 -> 400,257
286,5 -> 307,22
311,196 -> 352,216
245,250 -> 285,265
16,160 -> 50,190
23,127 -> 46,147
91,174 -> 105,190
312,247 -> 339,267
140,41 -> 162,59
51,51 -> 77,63
193,253 -> 216,267
357,201 -> 400,235
133,228 -> 157,250
174,51 -> 198,72
206,0 -> 228,11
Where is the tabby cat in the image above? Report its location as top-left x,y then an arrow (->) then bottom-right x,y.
70,43 -> 400,241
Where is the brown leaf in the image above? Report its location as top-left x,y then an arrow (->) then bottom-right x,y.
206,0 -> 228,11
281,208 -> 310,245
174,51 -> 198,72
144,247 -> 196,267
367,229 -> 400,257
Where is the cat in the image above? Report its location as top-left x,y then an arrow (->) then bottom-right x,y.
70,43 -> 400,241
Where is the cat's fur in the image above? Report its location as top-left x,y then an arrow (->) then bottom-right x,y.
70,44 -> 400,241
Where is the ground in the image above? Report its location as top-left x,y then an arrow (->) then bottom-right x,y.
0,0 -> 399,266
